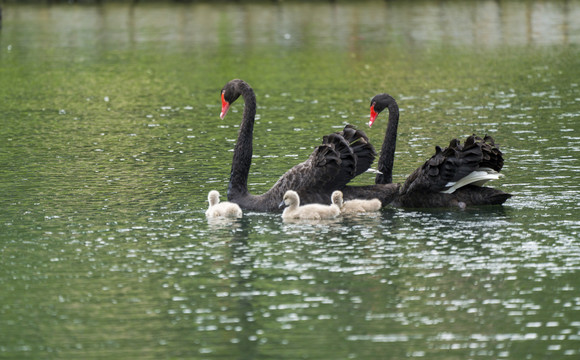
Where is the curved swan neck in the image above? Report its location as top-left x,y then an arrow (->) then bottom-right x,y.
289,198 -> 299,210
375,99 -> 399,184
228,82 -> 257,198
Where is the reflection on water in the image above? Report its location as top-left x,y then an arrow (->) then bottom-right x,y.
1,1 -> 580,359
281,217 -> 342,225
3,0 -> 580,50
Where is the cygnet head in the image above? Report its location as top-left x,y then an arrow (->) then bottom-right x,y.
283,190 -> 300,207
208,190 -> 221,206
331,191 -> 343,207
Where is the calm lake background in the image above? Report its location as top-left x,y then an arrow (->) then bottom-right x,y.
1,0 -> 579,359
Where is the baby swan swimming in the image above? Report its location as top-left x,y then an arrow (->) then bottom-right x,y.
331,190 -> 381,214
206,190 -> 243,218
280,190 -> 340,220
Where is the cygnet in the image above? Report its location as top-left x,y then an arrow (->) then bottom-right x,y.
331,190 -> 381,214
205,190 -> 243,218
280,190 -> 340,220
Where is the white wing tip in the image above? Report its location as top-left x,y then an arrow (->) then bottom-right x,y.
441,169 -> 504,194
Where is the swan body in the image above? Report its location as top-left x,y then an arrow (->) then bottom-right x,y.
281,190 -> 340,220
220,79 -> 376,212
331,190 -> 381,214
343,93 -> 511,208
205,190 -> 243,218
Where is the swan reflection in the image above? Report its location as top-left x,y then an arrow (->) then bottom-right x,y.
206,216 -> 243,229
281,217 -> 342,226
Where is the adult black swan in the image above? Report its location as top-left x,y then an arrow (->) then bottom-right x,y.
219,79 -> 376,212
342,93 -> 511,208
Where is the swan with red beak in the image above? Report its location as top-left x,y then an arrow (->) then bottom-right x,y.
369,94 -> 392,127
216,79 -> 378,212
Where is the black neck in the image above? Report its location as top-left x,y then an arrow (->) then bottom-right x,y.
228,83 -> 256,198
375,99 -> 399,184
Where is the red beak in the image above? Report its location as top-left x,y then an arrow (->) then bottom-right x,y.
369,103 -> 378,127
220,92 -> 230,120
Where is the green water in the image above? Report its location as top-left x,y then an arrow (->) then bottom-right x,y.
1,1 -> 580,359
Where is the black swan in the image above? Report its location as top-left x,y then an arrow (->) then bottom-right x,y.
343,93 -> 511,208
219,79 -> 376,212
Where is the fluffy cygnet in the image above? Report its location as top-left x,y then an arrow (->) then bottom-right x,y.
280,190 -> 340,220
205,190 -> 243,218
331,190 -> 381,214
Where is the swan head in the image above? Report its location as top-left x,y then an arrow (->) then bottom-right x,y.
208,190 -> 221,206
220,79 -> 245,119
369,93 -> 397,127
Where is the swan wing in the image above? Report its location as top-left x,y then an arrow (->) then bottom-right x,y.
401,135 -> 505,195
332,125 -> 376,177
272,127 -> 373,205
480,134 -> 504,171
267,141 -> 344,205
312,126 -> 376,192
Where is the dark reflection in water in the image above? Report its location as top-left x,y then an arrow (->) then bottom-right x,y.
226,219 -> 261,359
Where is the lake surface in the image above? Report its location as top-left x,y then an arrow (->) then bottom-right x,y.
1,1 -> 579,359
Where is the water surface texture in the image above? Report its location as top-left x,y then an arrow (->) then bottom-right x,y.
1,1 -> 580,359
